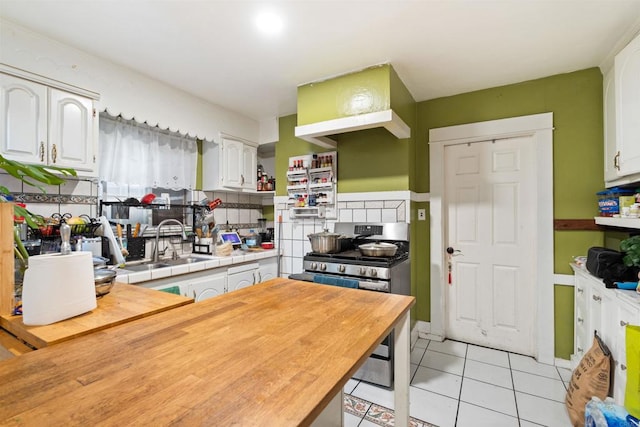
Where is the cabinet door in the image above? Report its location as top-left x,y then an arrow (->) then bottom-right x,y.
222,138 -> 244,188
242,144 -> 257,190
615,33 -> 640,176
228,269 -> 256,292
257,258 -> 278,283
187,272 -> 226,302
0,74 -> 46,164
588,283 -> 615,353
48,88 -> 94,172
612,299 -> 640,404
603,67 -> 619,182
573,274 -> 590,365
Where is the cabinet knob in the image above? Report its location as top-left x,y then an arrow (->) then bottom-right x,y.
620,320 -> 629,327
592,295 -> 601,302
621,364 -> 627,371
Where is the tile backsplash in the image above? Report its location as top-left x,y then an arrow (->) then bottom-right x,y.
1,172 -> 99,219
274,193 -> 410,277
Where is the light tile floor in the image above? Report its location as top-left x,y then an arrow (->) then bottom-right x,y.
343,338 -> 573,427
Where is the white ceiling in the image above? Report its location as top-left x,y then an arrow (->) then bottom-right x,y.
1,0 -> 640,122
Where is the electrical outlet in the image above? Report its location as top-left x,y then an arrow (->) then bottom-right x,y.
418,209 -> 426,221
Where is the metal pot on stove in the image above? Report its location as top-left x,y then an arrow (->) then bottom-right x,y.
307,230 -> 344,254
358,242 -> 398,257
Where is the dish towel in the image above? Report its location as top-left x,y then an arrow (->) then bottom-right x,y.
313,274 -> 359,289
159,286 -> 181,295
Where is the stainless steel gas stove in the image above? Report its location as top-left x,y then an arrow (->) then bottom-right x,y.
302,222 -> 411,387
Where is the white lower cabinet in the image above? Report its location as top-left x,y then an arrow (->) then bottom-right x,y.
572,265 -> 640,405
137,257 -> 278,301
187,272 -> 226,302
227,262 -> 260,292
256,257 -> 278,283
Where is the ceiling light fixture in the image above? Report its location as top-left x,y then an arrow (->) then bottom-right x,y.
255,10 -> 284,35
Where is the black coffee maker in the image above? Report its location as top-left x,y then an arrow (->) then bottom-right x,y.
258,218 -> 273,242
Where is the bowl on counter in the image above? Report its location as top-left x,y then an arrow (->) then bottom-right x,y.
94,269 -> 117,297
261,242 -> 274,249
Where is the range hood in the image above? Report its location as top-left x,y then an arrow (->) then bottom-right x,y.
294,109 -> 411,149
294,64 -> 413,149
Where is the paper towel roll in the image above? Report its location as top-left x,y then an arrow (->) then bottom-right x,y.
22,251 -> 97,325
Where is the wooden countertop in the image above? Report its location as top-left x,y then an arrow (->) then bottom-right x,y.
0,278 -> 415,426
0,282 -> 194,349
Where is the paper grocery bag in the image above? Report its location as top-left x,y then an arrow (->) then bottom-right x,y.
626,325 -> 640,419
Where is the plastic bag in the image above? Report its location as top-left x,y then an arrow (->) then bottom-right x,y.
585,397 -> 637,427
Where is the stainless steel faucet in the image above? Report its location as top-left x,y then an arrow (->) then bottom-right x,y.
153,219 -> 187,262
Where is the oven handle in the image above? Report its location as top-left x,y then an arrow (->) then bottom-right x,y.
290,272 -> 390,293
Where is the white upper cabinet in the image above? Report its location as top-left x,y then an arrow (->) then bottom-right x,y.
615,33 -> 640,176
603,67 -> 618,183
605,32 -> 640,186
202,133 -> 258,192
0,75 -> 46,165
0,72 -> 97,176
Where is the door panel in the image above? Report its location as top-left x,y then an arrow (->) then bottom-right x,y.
445,137 -> 536,355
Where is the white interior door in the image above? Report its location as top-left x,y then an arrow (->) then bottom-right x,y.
444,136 -> 536,356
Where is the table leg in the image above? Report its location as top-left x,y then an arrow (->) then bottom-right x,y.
394,311 -> 410,426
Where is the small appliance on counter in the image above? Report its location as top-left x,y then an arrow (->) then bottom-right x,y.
22,251 -> 97,325
22,221 -> 97,325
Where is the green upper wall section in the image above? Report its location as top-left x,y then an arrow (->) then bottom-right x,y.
297,64 -> 392,125
279,64 -> 417,195
417,67 -> 605,217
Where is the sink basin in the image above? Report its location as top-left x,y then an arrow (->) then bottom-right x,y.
121,256 -> 211,272
164,256 -> 211,266
123,262 -> 171,272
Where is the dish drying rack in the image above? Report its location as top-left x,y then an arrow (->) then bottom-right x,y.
192,198 -> 222,255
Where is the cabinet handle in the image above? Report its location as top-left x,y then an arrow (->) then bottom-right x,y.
577,347 -> 583,353
39,141 -> 45,162
51,144 -> 57,164
620,320 -> 629,327
592,295 -> 601,302
614,151 -> 620,171
621,364 -> 627,371
577,287 -> 584,294
241,174 -> 245,185
577,317 -> 584,323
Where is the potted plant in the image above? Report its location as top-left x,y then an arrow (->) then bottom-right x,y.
619,234 -> 640,292
620,235 -> 640,268
0,154 -> 76,300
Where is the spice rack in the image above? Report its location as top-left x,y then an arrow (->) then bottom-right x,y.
287,152 -> 336,219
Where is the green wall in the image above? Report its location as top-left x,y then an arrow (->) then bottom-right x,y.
418,67 -> 605,360
278,67 -> 605,360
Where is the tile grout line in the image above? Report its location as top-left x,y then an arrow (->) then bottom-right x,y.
507,352 -> 522,426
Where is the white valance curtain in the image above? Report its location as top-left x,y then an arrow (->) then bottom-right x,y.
99,113 -> 197,190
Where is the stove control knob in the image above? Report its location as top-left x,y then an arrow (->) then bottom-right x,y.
320,263 -> 327,271
359,267 -> 367,275
338,265 -> 346,273
369,269 -> 378,277
310,262 -> 317,270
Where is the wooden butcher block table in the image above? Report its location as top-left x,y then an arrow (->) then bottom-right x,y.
0,282 -> 194,349
0,278 -> 415,426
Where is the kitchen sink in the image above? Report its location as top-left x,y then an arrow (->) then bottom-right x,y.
121,256 -> 211,272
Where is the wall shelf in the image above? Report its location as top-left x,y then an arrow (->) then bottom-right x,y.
594,216 -> 640,229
